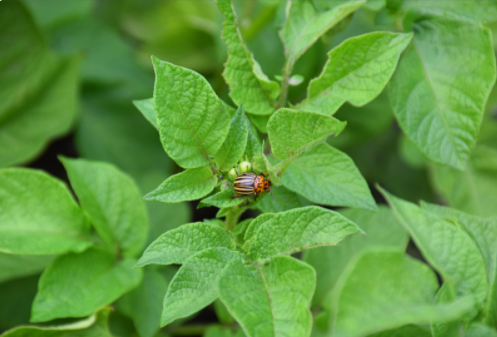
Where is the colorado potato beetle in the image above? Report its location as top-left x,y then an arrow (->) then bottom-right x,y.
234,173 -> 272,198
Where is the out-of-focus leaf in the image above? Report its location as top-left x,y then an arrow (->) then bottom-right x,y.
133,98 -> 158,130
367,325 -> 432,337
0,2 -> 80,167
61,157 -> 149,258
0,169 -> 91,255
389,15 -> 496,170
430,145 -> 497,218
152,57 -> 231,168
118,266 -> 171,337
24,0 -> 95,30
303,206 -> 409,306
280,0 -> 365,68
31,248 -> 142,322
299,32 -> 411,116
331,248 -> 475,337
379,187 -> 488,305
0,253 -> 54,284
3,308 -> 112,337
0,275 -> 40,331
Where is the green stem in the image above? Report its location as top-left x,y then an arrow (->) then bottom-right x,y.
226,207 -> 243,231
165,324 -> 209,336
277,59 -> 293,109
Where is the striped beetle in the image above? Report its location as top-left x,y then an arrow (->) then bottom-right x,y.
233,173 -> 272,198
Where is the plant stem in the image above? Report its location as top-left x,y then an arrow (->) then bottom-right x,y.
226,206 -> 243,231
277,59 -> 293,109
165,324 -> 209,336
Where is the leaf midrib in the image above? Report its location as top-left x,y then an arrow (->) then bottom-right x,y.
412,40 -> 462,166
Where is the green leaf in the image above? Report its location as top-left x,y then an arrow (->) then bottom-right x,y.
217,0 -> 279,115
201,184 -> 250,209
281,143 -> 377,210
145,167 -> 218,203
430,145 -> 497,218
0,168 -> 91,255
245,119 -> 262,161
389,15 -> 496,170
61,157 -> 148,258
161,247 -> 244,326
117,266 -> 170,337
331,248 -> 476,337
297,32 -> 412,115
136,223 -> 235,267
367,325 -> 432,337
248,113 -> 269,133
0,253 -> 54,283
247,206 -> 364,262
147,201 -> 191,245
268,108 -> 346,160
0,2 -> 81,167
255,186 -> 310,213
243,213 -> 275,249
214,300 -> 235,325
215,105 -> 249,171
399,1 -> 497,25
486,262 -> 497,327
133,98 -> 158,130
31,248 -> 142,322
3,308 -> 113,337
218,257 -> 314,337
303,206 -> 409,306
280,0 -> 365,68
420,202 -> 497,280
465,324 -> 497,337
204,326 -> 234,337
379,187 -> 488,304
152,56 -> 231,168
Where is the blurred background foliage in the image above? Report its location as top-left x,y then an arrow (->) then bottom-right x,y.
1,0 -> 497,336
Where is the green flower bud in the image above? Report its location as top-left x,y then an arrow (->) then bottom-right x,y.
228,168 -> 237,181
239,161 -> 252,173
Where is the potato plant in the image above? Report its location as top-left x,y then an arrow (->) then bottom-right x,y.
1,1 -> 497,337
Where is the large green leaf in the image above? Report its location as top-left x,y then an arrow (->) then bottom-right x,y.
3,308 -> 112,337
217,257 -> 315,337
465,324 -> 497,337
331,248 -> 475,337
217,0 -> 279,115
420,202 -> 497,280
117,266 -> 170,337
161,248 -> 244,326
152,57 -> 231,168
430,145 -> 497,217
61,158 -> 148,258
298,32 -> 412,115
268,108 -> 346,160
145,167 -> 218,203
303,206 -> 409,306
389,15 -> 496,170
31,248 -> 142,322
0,253 -> 54,284
215,105 -> 249,171
379,187 -> 488,304
280,0 -> 364,68
255,186 -> 310,214
247,206 -> 364,262
0,2 -> 80,167
281,143 -> 377,210
136,223 -> 235,267
0,169 -> 91,255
